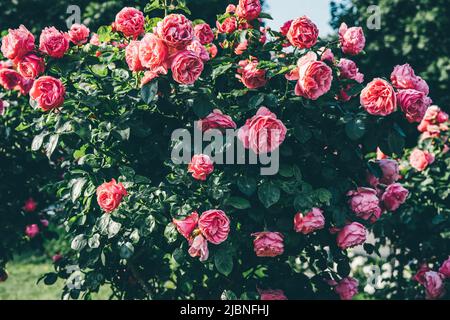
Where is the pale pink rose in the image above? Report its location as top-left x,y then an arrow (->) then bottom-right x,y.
89,33 -> 101,46
157,14 -> 194,49
236,59 -> 268,89
238,106 -> 287,154
294,208 -> 325,234
188,154 -> 214,181
285,67 -> 299,81
414,76 -> 430,95
381,183 -> 409,211
397,89 -> 432,123
336,222 -> 367,249
15,53 -> 45,79
171,50 -> 204,85
347,188 -> 382,223
25,224 -> 40,238
319,47 -> 335,63
187,40 -> 210,62
0,68 -> 23,91
413,264 -> 431,285
198,210 -> 230,245
138,33 -> 169,70
236,0 -> 261,21
287,16 -> 319,49
188,234 -> 209,261
1,25 -> 35,60
295,53 -> 333,100
197,109 -> 237,132
125,40 -> 144,71
280,20 -> 293,36
140,66 -> 168,86
234,40 -> 248,55
438,257 -> 450,278
39,27 -> 70,58
216,17 -> 238,34
360,78 -> 397,116
335,277 -> 359,300
226,4 -> 236,14
378,159 -> 400,185
424,271 -> 446,300
29,76 -> 65,111
390,64 -> 417,90
338,23 -> 365,55
338,58 -> 363,81
68,23 -> 90,45
252,232 -> 284,257
173,211 -> 199,241
96,178 -> 127,212
23,197 -> 37,213
409,149 -> 435,171
115,7 -> 144,38
194,23 -> 214,45
259,289 -> 288,300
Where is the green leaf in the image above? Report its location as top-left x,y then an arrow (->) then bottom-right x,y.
345,118 -> 366,140
259,12 -> 273,20
249,93 -> 265,109
91,64 -> 108,77
237,176 -> 257,196
258,182 -> 280,208
164,223 -> 178,243
212,63 -> 233,79
193,96 -> 213,118
71,178 -> 87,203
71,234 -> 87,251
46,134 -> 59,159
141,80 -> 158,105
43,273 -> 58,286
388,131 -> 405,155
119,242 -> 134,259
215,248 -> 233,276
226,196 -> 251,210
31,132 -> 48,151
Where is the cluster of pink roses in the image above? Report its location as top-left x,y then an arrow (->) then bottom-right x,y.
417,105 -> 449,140
413,257 -> 450,299
409,148 -> 435,172
96,179 -> 128,212
173,210 -> 230,261
216,0 -> 262,35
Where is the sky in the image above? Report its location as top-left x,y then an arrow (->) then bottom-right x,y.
264,0 -> 335,36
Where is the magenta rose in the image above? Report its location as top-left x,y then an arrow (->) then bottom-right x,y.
348,188 -> 382,223
338,23 -> 365,55
23,197 -> 38,213
171,50 -> 204,85
287,16 -> 319,49
295,52 -> 333,100
157,14 -> 194,49
390,64 -> 417,90
115,7 -> 144,38
252,232 -> 284,257
188,154 -> 214,181
413,264 -> 431,285
439,257 -> 450,278
1,25 -> 35,60
139,33 -> 169,70
173,211 -> 199,241
294,208 -> 325,235
423,271 -> 446,300
381,183 -> 409,211
194,23 -> 214,45
30,76 -> 65,111
68,23 -> 90,45
39,27 -> 70,58
25,224 -> 40,239
198,210 -> 230,245
280,20 -> 293,37
188,234 -> 209,262
397,89 -> 432,123
236,0 -> 262,21
237,59 -> 268,89
259,289 -> 288,300
15,53 -> 45,79
338,58 -> 364,81
360,78 -> 397,116
96,178 -> 127,212
337,222 -> 367,250
198,109 -> 237,132
125,40 -> 144,72
409,149 -> 434,171
238,106 -> 287,154
335,277 -> 359,300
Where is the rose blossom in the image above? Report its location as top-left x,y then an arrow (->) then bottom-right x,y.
1,25 -> 35,60
198,210 -> 230,245
23,197 -> 37,213
236,0 -> 262,21
15,53 -> 45,79
335,277 -> 359,300
439,257 -> 450,278
188,154 -> 214,181
216,17 -> 238,34
413,264 -> 431,285
338,58 -> 363,81
414,76 -> 430,95
140,66 -> 168,86
52,254 -> 63,263
25,224 -> 40,238
252,232 -> 284,257
30,76 -> 65,111
367,159 -> 400,187
115,7 -> 144,38
287,16 -> 319,49
409,149 -> 434,171
259,289 -> 288,300
294,208 -> 325,234
187,40 -> 210,62
173,211 -> 199,241
89,33 -> 101,46
96,178 -> 127,212
236,59 -> 268,89
188,234 -> 209,261
397,89 -> 432,123
338,23 -> 365,55
171,50 -> 204,85
125,40 -> 144,71
234,40 -> 248,55
347,188 -> 382,223
381,183 -> 409,211
197,109 -> 237,132
68,23 -> 90,45
360,78 -> 397,116
157,14 -> 194,49
194,23 -> 214,45
280,20 -> 293,36
238,106 -> 287,154
139,33 -> 169,70
423,271 -> 446,300
319,47 -> 335,63
226,4 -> 236,13
39,27 -> 70,58
207,44 -> 218,59
390,64 -> 416,90
295,52 -> 333,100
0,68 -> 23,91
337,222 -> 367,250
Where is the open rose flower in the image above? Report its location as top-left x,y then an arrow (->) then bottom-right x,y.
368,159 -> 400,187
188,234 -> 209,261
187,40 -> 210,62
29,76 -> 65,111
1,25 -> 35,60
15,53 -> 45,79
238,106 -> 287,154
157,14 -> 194,49
141,66 -> 168,86
423,271 -> 446,300
335,277 -> 359,300
188,154 -> 214,181
23,197 -> 37,213
0,68 -> 23,91
171,50 -> 204,85
68,23 -> 90,45
381,183 -> 409,211
259,289 -> 288,300
252,232 -> 284,257
280,20 -> 293,36
287,16 -> 319,49
216,17 -> 238,34
173,212 -> 199,241
338,58 -> 363,81
25,224 -> 40,239
236,0 -> 262,21
397,89 -> 432,123
337,222 -> 367,250
115,7 -> 144,38
197,109 -> 237,132
348,188 -> 382,223
413,264 -> 431,285
390,64 -> 429,95
96,178 -> 127,212
39,27 -> 69,58
338,23 -> 365,55
439,257 -> 450,278
139,33 -> 168,70
237,59 -> 268,89
194,23 -> 214,45
198,210 -> 230,245
125,40 -> 144,71
294,208 -> 325,234
409,149 -> 434,171
360,78 -> 397,116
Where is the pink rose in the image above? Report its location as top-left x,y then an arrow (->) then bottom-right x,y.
338,58 -> 363,81
216,17 -> 238,34
423,271 -> 446,300
338,23 -> 365,55
125,40 -> 144,71
437,110 -> 449,124
188,234 -> 209,261
96,178 -> 127,212
140,66 -> 168,86
252,232 -> 284,257
409,149 -> 434,171
173,211 -> 199,241
187,40 -> 210,62
89,33 -> 101,46
280,20 -> 293,36
15,53 -> 45,79
23,197 -> 37,213
295,53 -> 333,100
157,14 -> 194,49
40,219 -> 49,228
25,224 -> 40,239
259,289 -> 288,300
1,25 -> 35,60
197,109 -> 237,132
198,209 -> 230,245
287,16 -> 319,49
171,50 -> 204,85
207,44 -> 218,59
397,89 -> 432,123
414,76 -> 430,95
226,4 -> 236,14
347,188 -> 382,223
439,257 -> 450,278
236,59 -> 268,89
337,222 -> 367,250
234,40 -> 248,55
294,208 -> 325,234
381,183 -> 409,211
139,33 -> 169,70
413,264 -> 431,285
194,23 -> 214,45
52,254 -> 63,263
360,78 -> 397,116
236,0 -> 262,21
238,106 -> 287,154
390,64 -> 417,90
335,277 -> 359,300
68,23 -> 90,45
378,159 -> 400,185
0,68 -> 23,91
39,27 -> 70,58
188,154 -> 214,181
115,7 -> 144,38
30,76 -> 65,111
319,47 -> 335,63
